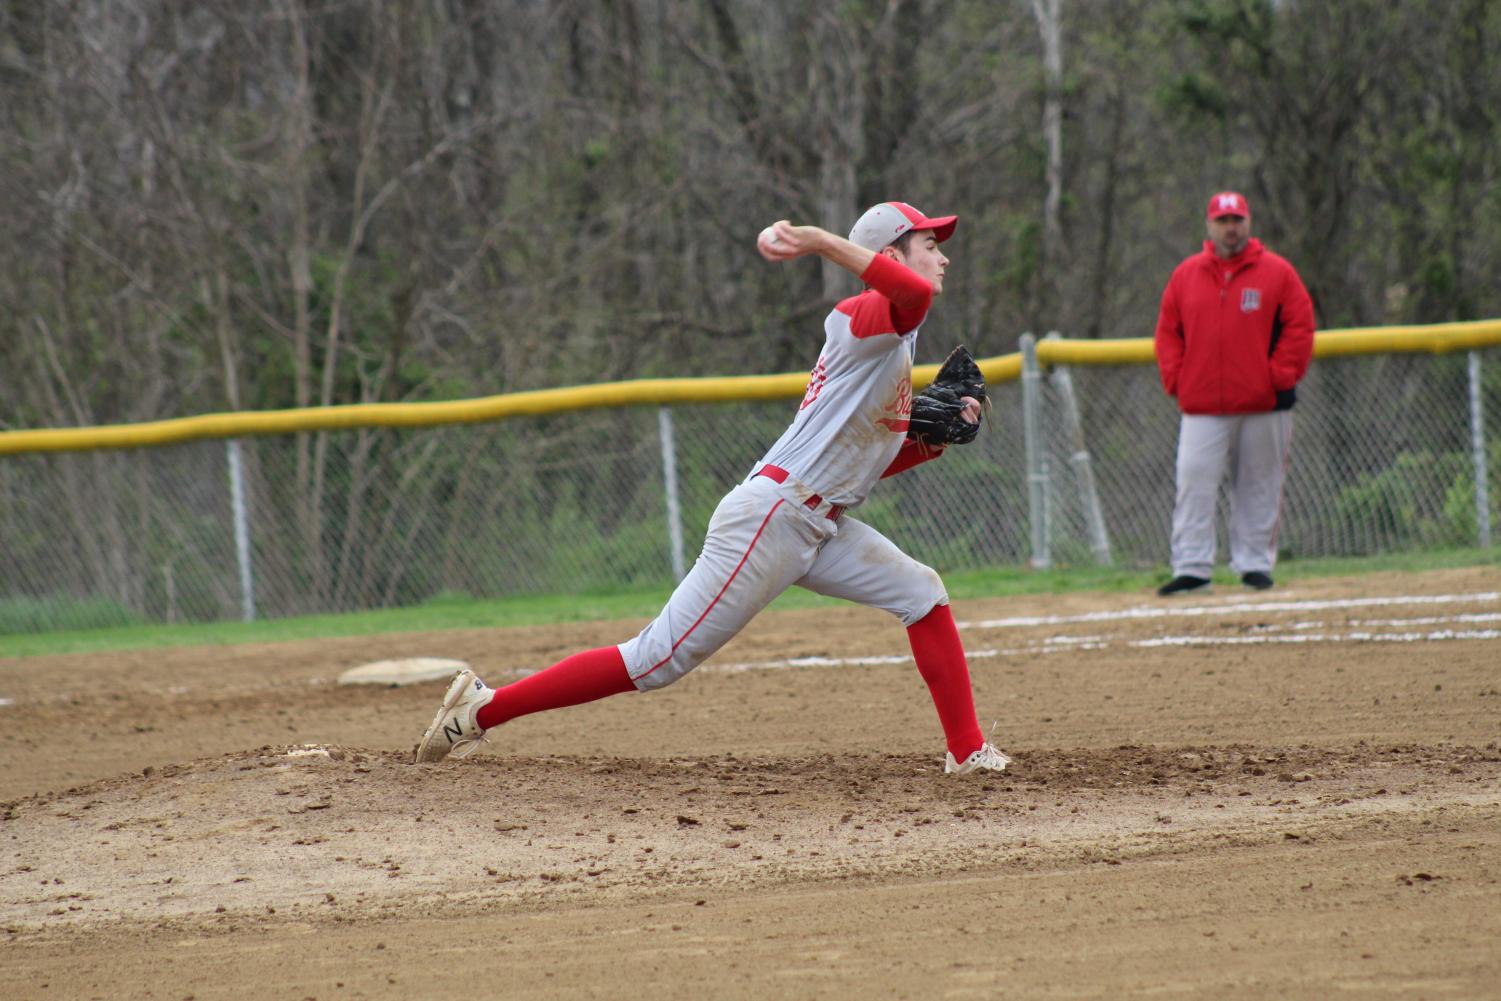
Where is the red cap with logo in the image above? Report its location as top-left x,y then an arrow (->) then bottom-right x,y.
849,201 -> 959,252
1206,191 -> 1250,220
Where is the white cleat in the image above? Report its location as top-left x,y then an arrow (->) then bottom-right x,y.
414,669 -> 494,763
944,742 -> 1012,774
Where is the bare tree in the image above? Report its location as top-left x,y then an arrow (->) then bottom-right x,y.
1031,0 -> 1066,331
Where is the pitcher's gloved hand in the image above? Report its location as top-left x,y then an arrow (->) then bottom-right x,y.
908,345 -> 986,447
909,386 -> 979,446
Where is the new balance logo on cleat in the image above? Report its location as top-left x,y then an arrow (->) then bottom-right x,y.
413,668 -> 495,763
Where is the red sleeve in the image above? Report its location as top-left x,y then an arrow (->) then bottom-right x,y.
859,253 -> 933,334
880,438 -> 944,478
1153,272 -> 1184,397
1269,263 -> 1315,390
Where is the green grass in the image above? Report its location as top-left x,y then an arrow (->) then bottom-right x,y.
1,547 -> 1494,660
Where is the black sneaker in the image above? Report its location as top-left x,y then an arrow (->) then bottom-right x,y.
1157,575 -> 1211,597
1241,571 -> 1274,590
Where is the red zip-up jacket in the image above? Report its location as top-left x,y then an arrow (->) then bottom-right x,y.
1154,238 -> 1315,415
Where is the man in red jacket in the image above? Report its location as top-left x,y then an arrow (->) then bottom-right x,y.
1153,191 -> 1315,596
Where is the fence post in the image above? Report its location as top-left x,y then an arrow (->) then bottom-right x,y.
658,407 -> 687,580
1469,350 -> 1492,549
225,438 -> 256,622
1020,333 -> 1051,569
1045,333 -> 1113,565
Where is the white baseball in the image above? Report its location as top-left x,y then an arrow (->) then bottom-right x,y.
760,226 -> 780,247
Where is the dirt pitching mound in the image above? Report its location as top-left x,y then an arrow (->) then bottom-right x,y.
5,739 -> 1497,933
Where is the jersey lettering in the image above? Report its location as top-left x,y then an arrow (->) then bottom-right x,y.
1241,288 -> 1262,313
875,376 -> 912,433
800,356 -> 827,410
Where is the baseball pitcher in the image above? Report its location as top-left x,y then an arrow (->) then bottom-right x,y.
417,202 -> 1010,775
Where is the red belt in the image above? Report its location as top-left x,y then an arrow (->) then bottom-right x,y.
755,465 -> 844,521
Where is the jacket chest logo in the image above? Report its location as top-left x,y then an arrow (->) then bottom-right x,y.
1240,288 -> 1262,313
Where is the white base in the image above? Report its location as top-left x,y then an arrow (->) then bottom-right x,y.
337,657 -> 470,687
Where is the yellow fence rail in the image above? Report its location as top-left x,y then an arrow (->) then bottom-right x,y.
3,319 -> 1498,456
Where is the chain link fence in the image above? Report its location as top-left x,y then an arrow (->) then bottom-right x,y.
1031,345 -> 1498,571
2,347 -> 1496,630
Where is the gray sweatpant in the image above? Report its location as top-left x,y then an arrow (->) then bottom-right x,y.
1170,411 -> 1293,579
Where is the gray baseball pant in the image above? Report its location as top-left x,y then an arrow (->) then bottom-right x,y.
1170,411 -> 1293,579
620,474 -> 946,692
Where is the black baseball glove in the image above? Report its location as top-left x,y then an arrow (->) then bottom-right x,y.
908,345 -> 986,448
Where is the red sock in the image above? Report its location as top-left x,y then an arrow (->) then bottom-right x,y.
906,603 -> 985,761
475,645 -> 636,730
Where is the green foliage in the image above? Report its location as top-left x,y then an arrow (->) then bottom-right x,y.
998,214 -> 1043,302
1331,450 -> 1474,552
1157,73 -> 1226,122
0,595 -> 143,636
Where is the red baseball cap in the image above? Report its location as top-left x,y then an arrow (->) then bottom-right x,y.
849,201 -> 958,251
1206,191 -> 1251,220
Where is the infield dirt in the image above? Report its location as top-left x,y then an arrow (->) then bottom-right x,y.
3,566 -> 1499,1000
